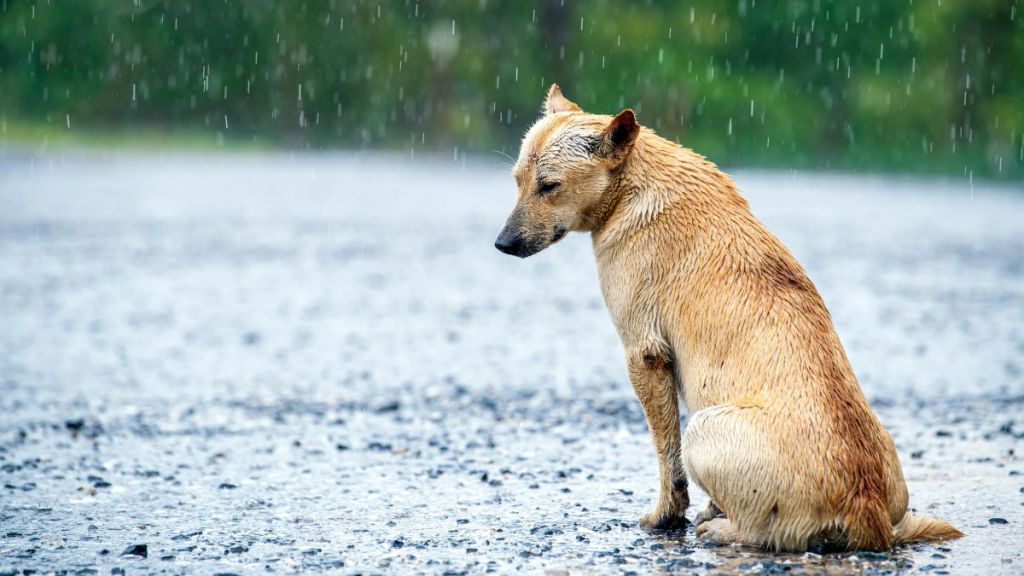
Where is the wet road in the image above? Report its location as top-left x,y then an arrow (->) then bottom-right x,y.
1,151 -> 1022,574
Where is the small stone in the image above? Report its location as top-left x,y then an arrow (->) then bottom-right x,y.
122,544 -> 148,558
989,517 -> 1009,525
218,483 -> 238,490
391,539 -> 405,548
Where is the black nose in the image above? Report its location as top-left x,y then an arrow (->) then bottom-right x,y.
494,235 -> 522,256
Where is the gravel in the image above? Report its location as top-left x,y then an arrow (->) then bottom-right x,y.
1,150 -> 1022,574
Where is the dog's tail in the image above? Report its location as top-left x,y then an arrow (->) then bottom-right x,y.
893,512 -> 963,544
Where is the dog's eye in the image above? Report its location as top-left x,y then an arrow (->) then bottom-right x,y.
537,181 -> 560,196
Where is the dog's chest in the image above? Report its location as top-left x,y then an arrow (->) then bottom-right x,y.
594,249 -> 659,342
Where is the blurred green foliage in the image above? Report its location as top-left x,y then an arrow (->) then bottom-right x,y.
1,0 -> 1021,178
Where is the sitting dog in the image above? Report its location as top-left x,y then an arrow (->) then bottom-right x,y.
494,84 -> 963,551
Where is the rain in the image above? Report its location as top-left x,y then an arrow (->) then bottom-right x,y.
1,1 -> 1022,573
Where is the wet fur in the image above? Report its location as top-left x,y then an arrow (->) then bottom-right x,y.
496,85 -> 963,551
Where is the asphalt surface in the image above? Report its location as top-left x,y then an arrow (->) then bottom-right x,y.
1,151 -> 1022,574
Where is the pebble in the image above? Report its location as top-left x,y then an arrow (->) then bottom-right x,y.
121,544 -> 147,558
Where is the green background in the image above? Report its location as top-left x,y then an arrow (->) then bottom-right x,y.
2,0 -> 1021,178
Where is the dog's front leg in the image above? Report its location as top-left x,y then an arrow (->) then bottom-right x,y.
628,347 -> 689,529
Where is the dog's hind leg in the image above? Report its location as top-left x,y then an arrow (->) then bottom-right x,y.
682,401 -> 819,551
627,346 -> 689,530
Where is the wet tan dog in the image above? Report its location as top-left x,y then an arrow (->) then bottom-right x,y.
494,85 -> 963,551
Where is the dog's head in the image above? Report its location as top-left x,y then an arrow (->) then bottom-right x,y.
494,84 -> 640,258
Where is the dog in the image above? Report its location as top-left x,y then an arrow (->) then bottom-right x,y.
493,84 -> 963,551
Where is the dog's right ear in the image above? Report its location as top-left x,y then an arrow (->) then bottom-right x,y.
544,83 -> 581,114
598,109 -> 640,161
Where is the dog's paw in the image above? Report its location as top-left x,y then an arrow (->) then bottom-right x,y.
695,517 -> 740,544
640,509 -> 689,531
693,502 -> 724,527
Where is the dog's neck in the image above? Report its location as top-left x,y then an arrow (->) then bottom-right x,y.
590,131 -> 748,255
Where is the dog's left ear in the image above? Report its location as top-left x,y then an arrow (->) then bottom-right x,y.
599,109 -> 640,161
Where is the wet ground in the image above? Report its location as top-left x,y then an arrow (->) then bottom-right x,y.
0,151 -> 1022,574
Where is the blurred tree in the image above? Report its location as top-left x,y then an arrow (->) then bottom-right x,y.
0,0 -> 1020,178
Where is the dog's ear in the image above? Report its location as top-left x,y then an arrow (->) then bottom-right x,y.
599,109 -> 640,160
544,83 -> 581,114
